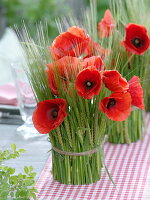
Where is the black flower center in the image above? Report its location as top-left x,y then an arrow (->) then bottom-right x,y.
51,109 -> 58,119
131,37 -> 142,48
107,98 -> 116,109
85,81 -> 93,89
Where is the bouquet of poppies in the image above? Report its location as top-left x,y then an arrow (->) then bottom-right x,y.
19,0 -> 146,184
100,0 -> 150,143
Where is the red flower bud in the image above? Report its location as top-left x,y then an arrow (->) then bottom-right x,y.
98,9 -> 116,38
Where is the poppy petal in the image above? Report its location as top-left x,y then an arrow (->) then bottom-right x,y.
46,67 -> 58,95
84,37 -> 110,58
99,92 -> 132,121
128,76 -> 145,110
50,26 -> 90,60
83,56 -> 106,71
103,70 -> 129,92
47,56 -> 82,95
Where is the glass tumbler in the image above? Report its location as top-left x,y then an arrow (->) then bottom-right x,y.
11,62 -> 41,139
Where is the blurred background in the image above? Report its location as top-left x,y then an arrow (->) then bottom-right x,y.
0,0 -> 109,83
0,0 -> 109,40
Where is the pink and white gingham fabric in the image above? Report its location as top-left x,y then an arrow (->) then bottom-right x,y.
36,115 -> 150,200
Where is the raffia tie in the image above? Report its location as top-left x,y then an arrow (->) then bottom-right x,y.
52,146 -> 100,156
52,135 -> 107,156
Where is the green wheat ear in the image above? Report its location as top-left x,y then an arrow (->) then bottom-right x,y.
15,22 -> 54,102
110,0 -> 150,30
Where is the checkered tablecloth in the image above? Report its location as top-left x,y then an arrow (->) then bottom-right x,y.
36,115 -> 150,200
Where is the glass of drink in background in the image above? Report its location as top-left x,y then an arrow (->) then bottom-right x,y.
11,61 -> 41,139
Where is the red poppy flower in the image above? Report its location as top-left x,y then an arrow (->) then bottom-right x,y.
84,37 -> 110,59
47,56 -> 82,95
128,76 -> 144,110
83,56 -> 105,71
98,9 -> 116,38
122,23 -> 150,55
50,26 -> 90,60
32,98 -> 67,134
103,70 -> 129,92
75,67 -> 102,99
99,92 -> 131,121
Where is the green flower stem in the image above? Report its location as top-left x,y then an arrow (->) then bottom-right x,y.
52,150 -> 102,184
87,123 -> 93,146
85,99 -> 90,119
64,119 -> 72,148
108,110 -> 143,144
94,97 -> 100,144
124,120 -> 131,144
55,127 -> 64,149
